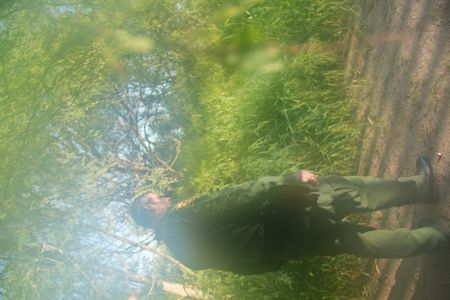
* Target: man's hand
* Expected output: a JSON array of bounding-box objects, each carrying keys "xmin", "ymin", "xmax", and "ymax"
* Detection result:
[{"xmin": 295, "ymin": 170, "xmax": 319, "ymax": 186}]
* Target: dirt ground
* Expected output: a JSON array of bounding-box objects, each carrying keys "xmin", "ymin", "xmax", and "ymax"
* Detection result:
[{"xmin": 345, "ymin": 0, "xmax": 450, "ymax": 299}]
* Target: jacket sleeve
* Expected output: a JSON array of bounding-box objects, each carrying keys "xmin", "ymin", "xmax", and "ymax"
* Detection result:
[{"xmin": 178, "ymin": 174, "xmax": 315, "ymax": 220}]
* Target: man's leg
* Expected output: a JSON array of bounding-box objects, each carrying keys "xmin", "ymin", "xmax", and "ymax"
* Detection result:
[
  {"xmin": 313, "ymin": 175, "xmax": 428, "ymax": 220},
  {"xmin": 344, "ymin": 175, "xmax": 427, "ymax": 211},
  {"xmin": 291, "ymin": 222, "xmax": 449, "ymax": 258},
  {"xmin": 333, "ymin": 222, "xmax": 448, "ymax": 258}
]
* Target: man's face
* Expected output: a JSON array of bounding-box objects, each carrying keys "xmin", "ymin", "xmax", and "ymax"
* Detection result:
[{"xmin": 143, "ymin": 193, "xmax": 170, "ymax": 223}]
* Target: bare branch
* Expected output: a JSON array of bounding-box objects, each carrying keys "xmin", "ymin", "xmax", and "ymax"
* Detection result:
[
  {"xmin": 28, "ymin": 242, "xmax": 102, "ymax": 296},
  {"xmin": 87, "ymin": 225, "xmax": 194, "ymax": 276},
  {"xmin": 73, "ymin": 261, "xmax": 101, "ymax": 295},
  {"xmin": 130, "ymin": 114, "xmax": 178, "ymax": 175},
  {"xmin": 169, "ymin": 137, "xmax": 182, "ymax": 167},
  {"xmin": 161, "ymin": 281, "xmax": 207, "ymax": 300}
]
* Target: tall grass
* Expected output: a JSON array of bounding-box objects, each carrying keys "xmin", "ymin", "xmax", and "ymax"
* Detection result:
[
  {"xmin": 176, "ymin": 43, "xmax": 366, "ymax": 298},
  {"xmin": 179, "ymin": 43, "xmax": 358, "ymax": 194},
  {"xmin": 173, "ymin": 0, "xmax": 367, "ymax": 298}
]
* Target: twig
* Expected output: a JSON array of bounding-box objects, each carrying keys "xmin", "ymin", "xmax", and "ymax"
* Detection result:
[
  {"xmin": 73, "ymin": 262, "xmax": 101, "ymax": 295},
  {"xmin": 375, "ymin": 260, "xmax": 381, "ymax": 276},
  {"xmin": 87, "ymin": 225, "xmax": 194, "ymax": 276}
]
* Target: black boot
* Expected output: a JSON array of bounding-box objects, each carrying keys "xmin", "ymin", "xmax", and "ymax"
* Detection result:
[{"xmin": 416, "ymin": 155, "xmax": 439, "ymax": 203}]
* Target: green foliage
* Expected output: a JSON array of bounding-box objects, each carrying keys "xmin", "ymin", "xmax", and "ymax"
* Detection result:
[
  {"xmin": 217, "ymin": 0, "xmax": 353, "ymax": 43},
  {"xmin": 190, "ymin": 255, "xmax": 368, "ymax": 299},
  {"xmin": 179, "ymin": 45, "xmax": 358, "ymax": 194},
  {"xmin": 171, "ymin": 1, "xmax": 366, "ymax": 299},
  {"xmin": 177, "ymin": 49, "xmax": 366, "ymax": 297},
  {"xmin": 0, "ymin": 0, "xmax": 367, "ymax": 299},
  {"xmin": 0, "ymin": 2, "xmax": 143, "ymax": 298}
]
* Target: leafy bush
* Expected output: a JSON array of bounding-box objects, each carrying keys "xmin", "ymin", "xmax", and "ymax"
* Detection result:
[{"xmin": 172, "ymin": 1, "xmax": 366, "ymax": 299}]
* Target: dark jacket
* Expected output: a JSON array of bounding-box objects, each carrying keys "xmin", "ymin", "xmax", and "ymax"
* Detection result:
[{"xmin": 158, "ymin": 174, "xmax": 317, "ymax": 274}]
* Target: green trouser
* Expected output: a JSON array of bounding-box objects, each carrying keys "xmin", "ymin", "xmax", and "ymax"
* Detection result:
[{"xmin": 284, "ymin": 175, "xmax": 448, "ymax": 258}]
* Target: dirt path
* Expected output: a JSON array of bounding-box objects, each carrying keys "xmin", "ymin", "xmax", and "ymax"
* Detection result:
[{"xmin": 345, "ymin": 1, "xmax": 450, "ymax": 299}]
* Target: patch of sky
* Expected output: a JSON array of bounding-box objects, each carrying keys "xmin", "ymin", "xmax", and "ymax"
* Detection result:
[
  {"xmin": 0, "ymin": 258, "xmax": 6, "ymax": 299},
  {"xmin": 0, "ymin": 20, "xmax": 6, "ymax": 32},
  {"xmin": 102, "ymin": 201, "xmax": 156, "ymax": 273},
  {"xmin": 49, "ymin": 4, "xmax": 92, "ymax": 16}
]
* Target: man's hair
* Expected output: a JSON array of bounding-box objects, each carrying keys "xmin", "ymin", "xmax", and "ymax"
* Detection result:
[{"xmin": 129, "ymin": 194, "xmax": 154, "ymax": 228}]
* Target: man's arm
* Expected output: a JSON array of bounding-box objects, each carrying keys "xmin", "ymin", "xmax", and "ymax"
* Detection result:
[{"xmin": 179, "ymin": 171, "xmax": 317, "ymax": 220}]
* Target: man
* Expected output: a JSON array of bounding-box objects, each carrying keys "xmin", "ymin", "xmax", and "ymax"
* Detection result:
[{"xmin": 130, "ymin": 156, "xmax": 447, "ymax": 275}]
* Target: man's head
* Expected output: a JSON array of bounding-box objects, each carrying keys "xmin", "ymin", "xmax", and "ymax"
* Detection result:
[{"xmin": 129, "ymin": 192, "xmax": 171, "ymax": 229}]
